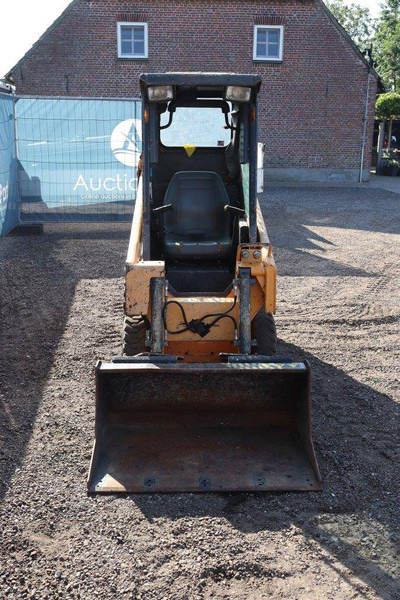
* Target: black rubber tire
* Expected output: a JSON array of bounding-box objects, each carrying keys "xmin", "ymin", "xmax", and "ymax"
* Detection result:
[
  {"xmin": 123, "ymin": 316, "xmax": 146, "ymax": 356},
  {"xmin": 251, "ymin": 309, "xmax": 277, "ymax": 355}
]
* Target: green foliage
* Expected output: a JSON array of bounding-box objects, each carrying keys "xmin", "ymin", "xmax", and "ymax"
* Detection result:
[
  {"xmin": 375, "ymin": 92, "xmax": 400, "ymax": 119},
  {"xmin": 382, "ymin": 150, "xmax": 400, "ymax": 167},
  {"xmin": 326, "ymin": 0, "xmax": 374, "ymax": 49},
  {"xmin": 325, "ymin": 1, "xmax": 400, "ymax": 91},
  {"xmin": 374, "ymin": 1, "xmax": 400, "ymax": 90}
]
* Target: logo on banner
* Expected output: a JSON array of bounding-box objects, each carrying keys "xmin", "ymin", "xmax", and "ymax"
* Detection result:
[
  {"xmin": 0, "ymin": 181, "xmax": 9, "ymax": 209},
  {"xmin": 73, "ymin": 117, "xmax": 142, "ymax": 200},
  {"xmin": 110, "ymin": 119, "xmax": 142, "ymax": 167}
]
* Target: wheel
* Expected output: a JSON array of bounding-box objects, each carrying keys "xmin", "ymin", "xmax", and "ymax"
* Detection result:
[
  {"xmin": 123, "ymin": 316, "xmax": 146, "ymax": 356},
  {"xmin": 251, "ymin": 309, "xmax": 277, "ymax": 355}
]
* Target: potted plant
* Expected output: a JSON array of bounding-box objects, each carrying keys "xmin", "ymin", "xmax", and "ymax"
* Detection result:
[{"xmin": 380, "ymin": 151, "xmax": 400, "ymax": 176}]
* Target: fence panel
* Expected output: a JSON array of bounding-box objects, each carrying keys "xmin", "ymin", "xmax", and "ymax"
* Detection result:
[
  {"xmin": 0, "ymin": 93, "xmax": 18, "ymax": 236},
  {"xmin": 16, "ymin": 97, "xmax": 141, "ymax": 222}
]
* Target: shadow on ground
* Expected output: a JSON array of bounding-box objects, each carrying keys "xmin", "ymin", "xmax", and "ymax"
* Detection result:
[
  {"xmin": 263, "ymin": 186, "xmax": 400, "ymax": 235},
  {"xmin": 131, "ymin": 340, "xmax": 399, "ymax": 600},
  {"xmin": 0, "ymin": 225, "xmax": 129, "ymax": 501},
  {"xmin": 259, "ymin": 186, "xmax": 399, "ymax": 278}
]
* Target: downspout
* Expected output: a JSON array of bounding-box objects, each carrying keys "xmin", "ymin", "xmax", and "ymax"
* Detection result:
[{"xmin": 359, "ymin": 64, "xmax": 372, "ymax": 183}]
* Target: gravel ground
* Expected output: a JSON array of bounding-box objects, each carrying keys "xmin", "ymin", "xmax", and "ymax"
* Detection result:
[{"xmin": 0, "ymin": 182, "xmax": 399, "ymax": 600}]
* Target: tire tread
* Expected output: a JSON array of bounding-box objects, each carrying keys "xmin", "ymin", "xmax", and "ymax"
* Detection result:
[
  {"xmin": 123, "ymin": 316, "xmax": 146, "ymax": 356},
  {"xmin": 251, "ymin": 309, "xmax": 277, "ymax": 355}
]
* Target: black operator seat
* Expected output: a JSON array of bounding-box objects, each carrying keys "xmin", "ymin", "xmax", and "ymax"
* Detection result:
[{"xmin": 162, "ymin": 171, "xmax": 232, "ymax": 260}]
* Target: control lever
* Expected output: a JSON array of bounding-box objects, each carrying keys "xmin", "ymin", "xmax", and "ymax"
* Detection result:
[
  {"xmin": 224, "ymin": 205, "xmax": 246, "ymax": 217},
  {"xmin": 153, "ymin": 203, "xmax": 173, "ymax": 214}
]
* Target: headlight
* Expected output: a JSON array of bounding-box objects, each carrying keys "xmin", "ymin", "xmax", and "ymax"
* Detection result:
[
  {"xmin": 147, "ymin": 85, "xmax": 174, "ymax": 102},
  {"xmin": 225, "ymin": 86, "xmax": 251, "ymax": 103}
]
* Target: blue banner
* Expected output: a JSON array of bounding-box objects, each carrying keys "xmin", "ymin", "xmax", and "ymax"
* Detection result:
[
  {"xmin": 16, "ymin": 97, "xmax": 141, "ymax": 222},
  {"xmin": 0, "ymin": 94, "xmax": 18, "ymax": 236},
  {"xmin": 1, "ymin": 95, "xmax": 232, "ymax": 229}
]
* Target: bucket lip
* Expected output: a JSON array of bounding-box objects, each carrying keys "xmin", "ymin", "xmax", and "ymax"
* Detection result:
[{"xmin": 96, "ymin": 360, "xmax": 310, "ymax": 374}]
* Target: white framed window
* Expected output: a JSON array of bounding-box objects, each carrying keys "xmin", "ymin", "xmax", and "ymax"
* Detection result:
[
  {"xmin": 117, "ymin": 22, "xmax": 148, "ymax": 59},
  {"xmin": 253, "ymin": 25, "xmax": 284, "ymax": 62}
]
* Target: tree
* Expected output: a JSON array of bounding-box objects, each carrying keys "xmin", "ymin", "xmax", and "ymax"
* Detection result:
[
  {"xmin": 326, "ymin": 0, "xmax": 375, "ymax": 50},
  {"xmin": 376, "ymin": 92, "xmax": 400, "ymax": 155},
  {"xmin": 374, "ymin": 1, "xmax": 400, "ymax": 91},
  {"xmin": 375, "ymin": 91, "xmax": 400, "ymax": 120}
]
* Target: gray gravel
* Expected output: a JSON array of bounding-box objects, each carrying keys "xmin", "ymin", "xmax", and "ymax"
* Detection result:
[{"xmin": 0, "ymin": 181, "xmax": 399, "ymax": 599}]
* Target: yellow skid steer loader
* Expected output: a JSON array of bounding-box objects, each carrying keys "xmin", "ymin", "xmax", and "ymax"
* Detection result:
[{"xmin": 88, "ymin": 73, "xmax": 322, "ymax": 493}]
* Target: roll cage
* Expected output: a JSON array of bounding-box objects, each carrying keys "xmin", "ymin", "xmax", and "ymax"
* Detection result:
[{"xmin": 139, "ymin": 73, "xmax": 262, "ymax": 260}]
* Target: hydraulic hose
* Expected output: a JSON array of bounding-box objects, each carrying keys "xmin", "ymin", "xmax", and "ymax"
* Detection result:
[{"xmin": 162, "ymin": 294, "xmax": 237, "ymax": 338}]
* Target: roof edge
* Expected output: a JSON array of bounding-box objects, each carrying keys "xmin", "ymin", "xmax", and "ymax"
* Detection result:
[
  {"xmin": 5, "ymin": 0, "xmax": 80, "ymax": 80},
  {"xmin": 317, "ymin": 0, "xmax": 378, "ymax": 79}
]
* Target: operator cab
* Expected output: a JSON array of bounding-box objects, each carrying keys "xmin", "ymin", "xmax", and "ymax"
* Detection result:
[{"xmin": 139, "ymin": 73, "xmax": 261, "ymax": 293}]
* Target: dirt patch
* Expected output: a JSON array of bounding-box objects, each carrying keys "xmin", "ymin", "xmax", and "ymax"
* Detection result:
[{"xmin": 0, "ymin": 185, "xmax": 399, "ymax": 599}]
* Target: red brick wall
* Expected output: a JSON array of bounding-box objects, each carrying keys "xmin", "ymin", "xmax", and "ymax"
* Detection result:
[{"xmin": 9, "ymin": 0, "xmax": 377, "ymax": 171}]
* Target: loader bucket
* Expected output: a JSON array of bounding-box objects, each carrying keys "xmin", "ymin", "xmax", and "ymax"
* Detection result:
[{"xmin": 88, "ymin": 360, "xmax": 322, "ymax": 493}]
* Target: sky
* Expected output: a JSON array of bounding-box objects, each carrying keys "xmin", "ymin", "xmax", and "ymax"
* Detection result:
[{"xmin": 0, "ymin": 0, "xmax": 383, "ymax": 80}]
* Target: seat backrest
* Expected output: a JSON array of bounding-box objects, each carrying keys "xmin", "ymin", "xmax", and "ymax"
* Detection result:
[{"xmin": 163, "ymin": 171, "xmax": 230, "ymax": 240}]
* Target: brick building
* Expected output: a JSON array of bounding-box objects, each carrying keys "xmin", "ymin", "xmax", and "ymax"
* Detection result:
[{"xmin": 5, "ymin": 0, "xmax": 378, "ymax": 182}]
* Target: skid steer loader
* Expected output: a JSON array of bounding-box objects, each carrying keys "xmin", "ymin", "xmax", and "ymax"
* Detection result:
[{"xmin": 88, "ymin": 73, "xmax": 322, "ymax": 493}]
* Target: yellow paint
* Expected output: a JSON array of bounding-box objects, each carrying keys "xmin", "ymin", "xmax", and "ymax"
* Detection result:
[
  {"xmin": 126, "ymin": 178, "xmax": 143, "ymax": 265},
  {"xmin": 164, "ymin": 284, "xmax": 265, "ymax": 343},
  {"xmin": 236, "ymin": 243, "xmax": 277, "ymax": 314},
  {"xmin": 264, "ymin": 263, "xmax": 276, "ymax": 313},
  {"xmin": 125, "ymin": 261, "xmax": 165, "ymax": 316},
  {"xmin": 164, "ymin": 294, "xmax": 237, "ymax": 341},
  {"xmin": 183, "ymin": 145, "xmax": 196, "ymax": 157}
]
